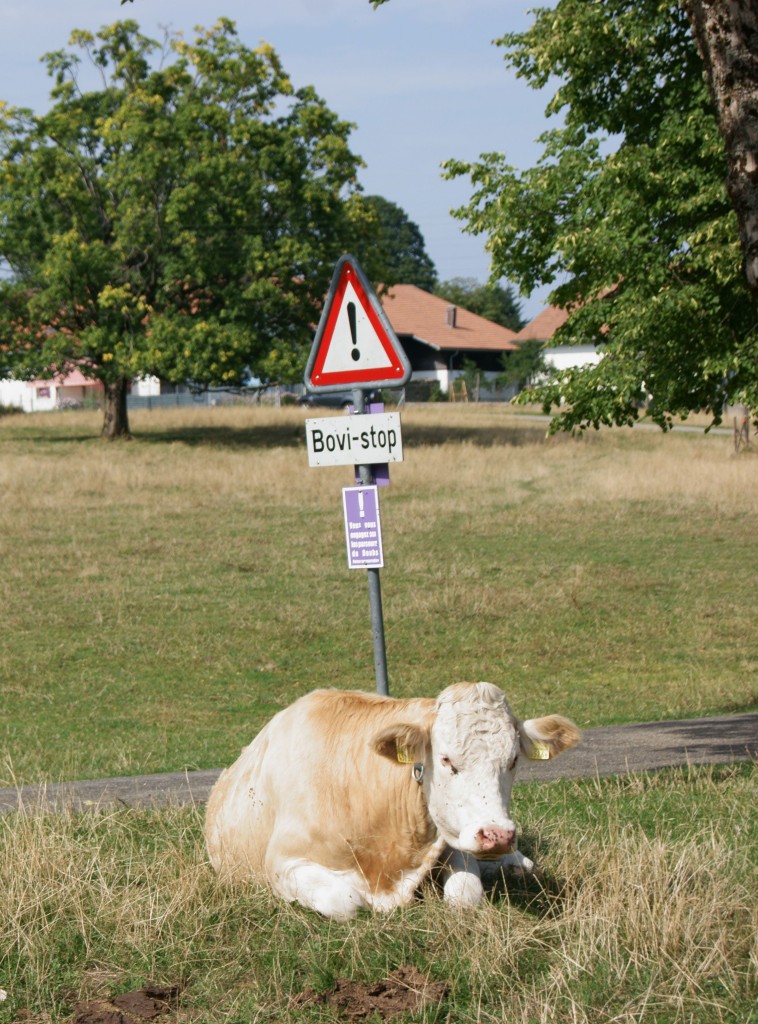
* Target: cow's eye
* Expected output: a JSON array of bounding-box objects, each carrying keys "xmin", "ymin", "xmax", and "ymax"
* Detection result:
[{"xmin": 440, "ymin": 755, "xmax": 459, "ymax": 775}]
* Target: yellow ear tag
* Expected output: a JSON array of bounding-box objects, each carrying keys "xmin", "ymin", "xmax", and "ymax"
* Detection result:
[
  {"xmin": 396, "ymin": 743, "xmax": 415, "ymax": 764},
  {"xmin": 528, "ymin": 742, "xmax": 551, "ymax": 761}
]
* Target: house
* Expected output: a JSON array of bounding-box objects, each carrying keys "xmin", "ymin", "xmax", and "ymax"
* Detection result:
[
  {"xmin": 0, "ymin": 368, "xmax": 210, "ymax": 413},
  {"xmin": 1, "ymin": 285, "xmax": 522, "ymax": 411},
  {"xmin": 378, "ymin": 284, "xmax": 519, "ymax": 398},
  {"xmin": 516, "ymin": 305, "xmax": 601, "ymax": 374},
  {"xmin": 0, "ymin": 368, "xmax": 104, "ymax": 412}
]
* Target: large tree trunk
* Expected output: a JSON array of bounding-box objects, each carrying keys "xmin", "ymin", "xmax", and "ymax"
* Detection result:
[
  {"xmin": 101, "ymin": 376, "xmax": 131, "ymax": 440},
  {"xmin": 686, "ymin": 0, "xmax": 758, "ymax": 305}
]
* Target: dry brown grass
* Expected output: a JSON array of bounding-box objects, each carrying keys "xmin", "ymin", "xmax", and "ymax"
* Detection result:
[
  {"xmin": 396, "ymin": 404, "xmax": 757, "ymax": 514},
  {"xmin": 2, "ymin": 402, "xmax": 755, "ymax": 515},
  {"xmin": 0, "ymin": 765, "xmax": 754, "ymax": 1022}
]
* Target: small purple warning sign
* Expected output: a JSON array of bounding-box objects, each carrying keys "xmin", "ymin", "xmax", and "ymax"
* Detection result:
[{"xmin": 342, "ymin": 485, "xmax": 384, "ymax": 569}]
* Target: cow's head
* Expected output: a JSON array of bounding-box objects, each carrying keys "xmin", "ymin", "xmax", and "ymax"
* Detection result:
[{"xmin": 374, "ymin": 682, "xmax": 579, "ymax": 858}]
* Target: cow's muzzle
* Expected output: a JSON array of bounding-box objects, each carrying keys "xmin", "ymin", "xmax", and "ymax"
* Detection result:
[{"xmin": 475, "ymin": 826, "xmax": 515, "ymax": 857}]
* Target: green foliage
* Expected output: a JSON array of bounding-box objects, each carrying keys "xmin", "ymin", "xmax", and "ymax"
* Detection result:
[
  {"xmin": 498, "ymin": 338, "xmax": 548, "ymax": 391},
  {"xmin": 356, "ymin": 195, "xmax": 438, "ymax": 291},
  {"xmin": 0, "ymin": 20, "xmax": 378, "ymax": 434},
  {"xmin": 435, "ymin": 276, "xmax": 524, "ymax": 330},
  {"xmin": 444, "ymin": 0, "xmax": 758, "ymax": 431},
  {"xmin": 459, "ymin": 357, "xmax": 482, "ymax": 399}
]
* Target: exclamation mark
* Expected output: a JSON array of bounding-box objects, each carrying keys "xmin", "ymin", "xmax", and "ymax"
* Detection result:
[
  {"xmin": 358, "ymin": 490, "xmax": 365, "ymax": 517},
  {"xmin": 348, "ymin": 301, "xmax": 360, "ymax": 362}
]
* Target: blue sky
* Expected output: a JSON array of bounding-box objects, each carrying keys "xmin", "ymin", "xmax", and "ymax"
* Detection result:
[{"xmin": 0, "ymin": 0, "xmax": 557, "ymax": 322}]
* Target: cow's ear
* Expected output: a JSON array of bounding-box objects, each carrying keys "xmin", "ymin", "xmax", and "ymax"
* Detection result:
[
  {"xmin": 519, "ymin": 715, "xmax": 580, "ymax": 760},
  {"xmin": 372, "ymin": 723, "xmax": 430, "ymax": 764}
]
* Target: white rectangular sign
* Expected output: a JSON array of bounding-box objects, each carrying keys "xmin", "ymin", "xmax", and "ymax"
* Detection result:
[{"xmin": 305, "ymin": 411, "xmax": 403, "ymax": 467}]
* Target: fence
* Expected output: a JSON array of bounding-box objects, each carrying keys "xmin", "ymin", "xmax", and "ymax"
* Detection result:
[{"xmin": 126, "ymin": 388, "xmax": 289, "ymax": 411}]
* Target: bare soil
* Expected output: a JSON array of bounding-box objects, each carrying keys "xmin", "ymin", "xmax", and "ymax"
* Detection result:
[
  {"xmin": 70, "ymin": 985, "xmax": 180, "ymax": 1024},
  {"xmin": 291, "ymin": 965, "xmax": 449, "ymax": 1020}
]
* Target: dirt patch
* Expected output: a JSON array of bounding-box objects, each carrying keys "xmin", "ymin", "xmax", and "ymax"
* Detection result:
[
  {"xmin": 70, "ymin": 985, "xmax": 181, "ymax": 1024},
  {"xmin": 292, "ymin": 965, "xmax": 449, "ymax": 1020}
]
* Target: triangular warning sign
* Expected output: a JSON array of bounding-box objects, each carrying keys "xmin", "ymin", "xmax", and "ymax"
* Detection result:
[{"xmin": 305, "ymin": 255, "xmax": 411, "ymax": 391}]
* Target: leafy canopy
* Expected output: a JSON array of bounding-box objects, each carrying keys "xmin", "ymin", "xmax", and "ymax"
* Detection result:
[
  {"xmin": 0, "ymin": 19, "xmax": 381, "ymax": 428},
  {"xmin": 444, "ymin": 0, "xmax": 757, "ymax": 430},
  {"xmin": 497, "ymin": 340, "xmax": 548, "ymax": 393},
  {"xmin": 357, "ymin": 195, "xmax": 438, "ymax": 292},
  {"xmin": 434, "ymin": 277, "xmax": 523, "ymax": 332}
]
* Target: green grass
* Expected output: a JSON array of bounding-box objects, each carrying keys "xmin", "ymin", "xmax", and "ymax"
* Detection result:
[
  {"xmin": 1, "ymin": 404, "xmax": 756, "ymax": 785},
  {"xmin": 0, "ymin": 764, "xmax": 754, "ymax": 1023},
  {"xmin": 1, "ymin": 406, "xmax": 756, "ymax": 1023}
]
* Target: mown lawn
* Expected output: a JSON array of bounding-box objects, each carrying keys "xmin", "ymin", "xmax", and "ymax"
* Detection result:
[{"xmin": 1, "ymin": 403, "xmax": 756, "ymax": 785}]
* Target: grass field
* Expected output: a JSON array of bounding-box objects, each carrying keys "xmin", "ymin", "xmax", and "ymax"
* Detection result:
[
  {"xmin": 1, "ymin": 404, "xmax": 756, "ymax": 1023},
  {"xmin": 1, "ymin": 403, "xmax": 756, "ymax": 786},
  {"xmin": 0, "ymin": 764, "xmax": 754, "ymax": 1022}
]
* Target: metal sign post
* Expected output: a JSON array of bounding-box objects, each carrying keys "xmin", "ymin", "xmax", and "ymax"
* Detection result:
[
  {"xmin": 352, "ymin": 387, "xmax": 389, "ymax": 695},
  {"xmin": 304, "ymin": 255, "xmax": 411, "ymax": 695}
]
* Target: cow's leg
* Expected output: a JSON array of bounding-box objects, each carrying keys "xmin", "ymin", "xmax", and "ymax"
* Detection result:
[
  {"xmin": 498, "ymin": 849, "xmax": 535, "ymax": 877},
  {"xmin": 439, "ymin": 848, "xmax": 485, "ymax": 908},
  {"xmin": 478, "ymin": 848, "xmax": 536, "ymax": 892},
  {"xmin": 270, "ymin": 857, "xmax": 368, "ymax": 920}
]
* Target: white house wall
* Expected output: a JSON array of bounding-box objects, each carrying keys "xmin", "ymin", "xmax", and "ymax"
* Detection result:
[
  {"xmin": 543, "ymin": 345, "xmax": 601, "ymax": 372},
  {"xmin": 131, "ymin": 375, "xmax": 162, "ymax": 397},
  {"xmin": 0, "ymin": 379, "xmax": 56, "ymax": 412}
]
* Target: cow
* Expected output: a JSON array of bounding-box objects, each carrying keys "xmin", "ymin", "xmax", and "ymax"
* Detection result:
[{"xmin": 205, "ymin": 682, "xmax": 579, "ymax": 919}]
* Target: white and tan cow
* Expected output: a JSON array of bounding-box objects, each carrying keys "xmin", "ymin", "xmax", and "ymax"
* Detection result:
[{"xmin": 205, "ymin": 682, "xmax": 579, "ymax": 919}]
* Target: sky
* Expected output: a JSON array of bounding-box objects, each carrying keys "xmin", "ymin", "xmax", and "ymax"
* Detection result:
[{"xmin": 0, "ymin": 0, "xmax": 557, "ymax": 323}]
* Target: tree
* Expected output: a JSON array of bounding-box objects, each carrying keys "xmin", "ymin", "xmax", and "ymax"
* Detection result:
[
  {"xmin": 685, "ymin": 1, "xmax": 758, "ymax": 306},
  {"xmin": 370, "ymin": 0, "xmax": 753, "ymax": 430},
  {"xmin": 356, "ymin": 195, "xmax": 438, "ymax": 291},
  {"xmin": 442, "ymin": 0, "xmax": 757, "ymax": 431},
  {"xmin": 0, "ymin": 20, "xmax": 377, "ymax": 438},
  {"xmin": 498, "ymin": 340, "xmax": 548, "ymax": 393},
  {"xmin": 434, "ymin": 277, "xmax": 523, "ymax": 331}
]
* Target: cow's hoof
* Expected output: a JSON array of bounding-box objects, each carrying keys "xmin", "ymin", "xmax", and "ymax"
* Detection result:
[
  {"xmin": 501, "ymin": 851, "xmax": 535, "ymax": 877},
  {"xmin": 479, "ymin": 852, "xmax": 536, "ymax": 887}
]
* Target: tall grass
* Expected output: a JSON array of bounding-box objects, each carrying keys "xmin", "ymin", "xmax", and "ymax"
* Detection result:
[
  {"xmin": 1, "ymin": 404, "xmax": 756, "ymax": 786},
  {"xmin": 0, "ymin": 765, "xmax": 754, "ymax": 1022}
]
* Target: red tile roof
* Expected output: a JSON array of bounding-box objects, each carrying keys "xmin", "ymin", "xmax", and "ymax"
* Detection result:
[
  {"xmin": 380, "ymin": 284, "xmax": 518, "ymax": 353},
  {"xmin": 516, "ymin": 306, "xmax": 568, "ymax": 342}
]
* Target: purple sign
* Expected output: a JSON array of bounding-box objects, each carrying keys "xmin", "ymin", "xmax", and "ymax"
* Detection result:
[{"xmin": 342, "ymin": 486, "xmax": 384, "ymax": 569}]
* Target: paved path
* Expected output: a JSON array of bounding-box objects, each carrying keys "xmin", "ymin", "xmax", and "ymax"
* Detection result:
[{"xmin": 1, "ymin": 712, "xmax": 755, "ymax": 815}]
